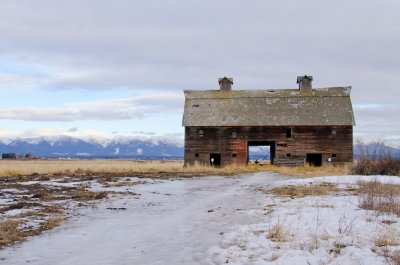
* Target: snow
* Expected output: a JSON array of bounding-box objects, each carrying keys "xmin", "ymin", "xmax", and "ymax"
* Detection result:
[
  {"xmin": 281, "ymin": 175, "xmax": 400, "ymax": 186},
  {"xmin": 1, "ymin": 173, "xmax": 399, "ymax": 264},
  {"xmin": 210, "ymin": 175, "xmax": 400, "ymax": 265}
]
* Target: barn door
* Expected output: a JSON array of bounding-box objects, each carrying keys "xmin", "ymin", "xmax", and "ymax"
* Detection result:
[
  {"xmin": 210, "ymin": 153, "xmax": 221, "ymax": 166},
  {"xmin": 306, "ymin": 153, "xmax": 322, "ymax": 166}
]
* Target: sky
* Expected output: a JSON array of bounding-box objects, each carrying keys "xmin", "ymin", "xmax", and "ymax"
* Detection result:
[{"xmin": 0, "ymin": 0, "xmax": 399, "ymax": 146}]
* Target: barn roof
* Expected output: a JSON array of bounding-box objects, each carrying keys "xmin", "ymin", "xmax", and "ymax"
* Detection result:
[{"xmin": 182, "ymin": 87, "xmax": 355, "ymax": 127}]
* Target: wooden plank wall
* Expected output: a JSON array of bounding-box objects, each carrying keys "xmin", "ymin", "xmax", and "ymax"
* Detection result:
[{"xmin": 184, "ymin": 126, "xmax": 353, "ymax": 166}]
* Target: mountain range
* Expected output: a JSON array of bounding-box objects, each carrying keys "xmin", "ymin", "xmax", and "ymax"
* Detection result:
[
  {"xmin": 0, "ymin": 136, "xmax": 184, "ymax": 158},
  {"xmin": 0, "ymin": 136, "xmax": 399, "ymax": 159}
]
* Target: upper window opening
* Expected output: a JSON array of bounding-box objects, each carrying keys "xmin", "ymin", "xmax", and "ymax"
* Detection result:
[
  {"xmin": 232, "ymin": 132, "xmax": 237, "ymax": 138},
  {"xmin": 286, "ymin": 128, "xmax": 292, "ymax": 138},
  {"xmin": 199, "ymin": 129, "xmax": 204, "ymax": 137},
  {"xmin": 232, "ymin": 153, "xmax": 237, "ymax": 158},
  {"xmin": 332, "ymin": 129, "xmax": 337, "ymax": 136}
]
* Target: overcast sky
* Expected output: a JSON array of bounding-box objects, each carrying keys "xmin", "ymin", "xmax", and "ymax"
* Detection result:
[{"xmin": 0, "ymin": 0, "xmax": 399, "ymax": 145}]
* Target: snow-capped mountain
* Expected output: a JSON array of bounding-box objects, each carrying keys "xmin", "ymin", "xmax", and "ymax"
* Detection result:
[
  {"xmin": 1, "ymin": 136, "xmax": 398, "ymax": 159},
  {"xmin": 0, "ymin": 136, "xmax": 184, "ymax": 158}
]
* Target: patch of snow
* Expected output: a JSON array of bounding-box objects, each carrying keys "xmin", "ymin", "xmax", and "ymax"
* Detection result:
[
  {"xmin": 1, "ymin": 188, "xmax": 27, "ymax": 194},
  {"xmin": 113, "ymin": 148, "xmax": 120, "ymax": 155},
  {"xmin": 210, "ymin": 175, "xmax": 400, "ymax": 264},
  {"xmin": 75, "ymin": 153, "xmax": 90, "ymax": 156},
  {"xmin": 281, "ymin": 175, "xmax": 400, "ymax": 186}
]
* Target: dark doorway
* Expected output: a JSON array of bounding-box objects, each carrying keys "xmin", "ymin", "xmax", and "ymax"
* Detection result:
[
  {"xmin": 306, "ymin": 153, "xmax": 322, "ymax": 166},
  {"xmin": 210, "ymin": 153, "xmax": 221, "ymax": 166},
  {"xmin": 247, "ymin": 141, "xmax": 275, "ymax": 165}
]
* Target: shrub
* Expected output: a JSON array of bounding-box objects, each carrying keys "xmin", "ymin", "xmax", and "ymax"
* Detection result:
[
  {"xmin": 357, "ymin": 180, "xmax": 400, "ymax": 216},
  {"xmin": 352, "ymin": 141, "xmax": 400, "ymax": 176}
]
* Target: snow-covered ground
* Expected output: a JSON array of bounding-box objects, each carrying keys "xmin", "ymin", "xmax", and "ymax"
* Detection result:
[
  {"xmin": 210, "ymin": 175, "xmax": 400, "ymax": 265},
  {"xmin": 1, "ymin": 173, "xmax": 399, "ymax": 264}
]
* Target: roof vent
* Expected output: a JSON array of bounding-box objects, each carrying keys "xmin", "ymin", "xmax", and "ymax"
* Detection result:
[
  {"xmin": 297, "ymin": 75, "xmax": 313, "ymax": 90},
  {"xmin": 218, "ymin": 77, "xmax": 233, "ymax": 91}
]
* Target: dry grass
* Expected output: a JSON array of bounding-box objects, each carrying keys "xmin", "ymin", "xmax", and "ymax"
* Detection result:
[
  {"xmin": 261, "ymin": 163, "xmax": 351, "ymax": 178},
  {"xmin": 0, "ymin": 159, "xmax": 268, "ymax": 178},
  {"xmin": 388, "ymin": 250, "xmax": 400, "ymax": 265},
  {"xmin": 41, "ymin": 217, "xmax": 66, "ymax": 231},
  {"xmin": 72, "ymin": 188, "xmax": 108, "ymax": 201},
  {"xmin": 0, "ymin": 159, "xmax": 184, "ymax": 177},
  {"xmin": 0, "ymin": 216, "xmax": 67, "ymax": 248},
  {"xmin": 357, "ymin": 180, "xmax": 400, "ymax": 216},
  {"xmin": 352, "ymin": 158, "xmax": 400, "ymax": 176},
  {"xmin": 374, "ymin": 233, "xmax": 399, "ymax": 247},
  {"xmin": 352, "ymin": 141, "xmax": 400, "ymax": 176},
  {"xmin": 0, "ymin": 159, "xmax": 353, "ymax": 180},
  {"xmin": 271, "ymin": 183, "xmax": 339, "ymax": 198},
  {"xmin": 267, "ymin": 217, "xmax": 289, "ymax": 242},
  {"xmin": 267, "ymin": 253, "xmax": 280, "ymax": 261},
  {"xmin": 0, "ymin": 219, "xmax": 23, "ymax": 247},
  {"xmin": 110, "ymin": 181, "xmax": 146, "ymax": 187}
]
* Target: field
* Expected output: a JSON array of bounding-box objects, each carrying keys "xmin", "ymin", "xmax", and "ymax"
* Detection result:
[
  {"xmin": 0, "ymin": 159, "xmax": 351, "ymax": 178},
  {"xmin": 0, "ymin": 159, "xmax": 266, "ymax": 249},
  {"xmin": 1, "ymin": 159, "xmax": 399, "ymax": 264},
  {"xmin": 0, "ymin": 159, "xmax": 266, "ymax": 178}
]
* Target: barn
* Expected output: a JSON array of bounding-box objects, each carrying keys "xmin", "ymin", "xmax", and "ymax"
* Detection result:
[{"xmin": 182, "ymin": 76, "xmax": 355, "ymax": 167}]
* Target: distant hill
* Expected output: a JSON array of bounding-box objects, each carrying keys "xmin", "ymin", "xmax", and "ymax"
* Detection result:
[{"xmin": 0, "ymin": 136, "xmax": 184, "ymax": 159}]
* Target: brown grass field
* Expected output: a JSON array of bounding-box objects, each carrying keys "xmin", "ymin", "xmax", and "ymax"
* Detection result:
[{"xmin": 0, "ymin": 159, "xmax": 351, "ymax": 178}]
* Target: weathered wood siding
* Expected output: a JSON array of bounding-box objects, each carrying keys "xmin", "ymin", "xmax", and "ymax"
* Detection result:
[{"xmin": 184, "ymin": 126, "xmax": 353, "ymax": 166}]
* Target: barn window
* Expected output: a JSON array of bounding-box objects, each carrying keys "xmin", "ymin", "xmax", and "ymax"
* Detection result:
[
  {"xmin": 286, "ymin": 128, "xmax": 292, "ymax": 138},
  {"xmin": 232, "ymin": 153, "xmax": 237, "ymax": 158},
  {"xmin": 331, "ymin": 153, "xmax": 337, "ymax": 158},
  {"xmin": 194, "ymin": 153, "xmax": 199, "ymax": 157},
  {"xmin": 286, "ymin": 153, "xmax": 292, "ymax": 158},
  {"xmin": 332, "ymin": 128, "xmax": 337, "ymax": 136},
  {"xmin": 232, "ymin": 131, "xmax": 237, "ymax": 138},
  {"xmin": 199, "ymin": 129, "xmax": 204, "ymax": 137}
]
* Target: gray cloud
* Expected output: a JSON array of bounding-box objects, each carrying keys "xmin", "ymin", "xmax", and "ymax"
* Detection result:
[
  {"xmin": 0, "ymin": 92, "xmax": 182, "ymax": 121},
  {"xmin": 1, "ymin": 0, "xmax": 400, "ymax": 141},
  {"xmin": 353, "ymin": 104, "xmax": 400, "ymax": 142},
  {"xmin": 68, "ymin": 127, "xmax": 78, "ymax": 132},
  {"xmin": 1, "ymin": 1, "xmax": 399, "ymax": 96}
]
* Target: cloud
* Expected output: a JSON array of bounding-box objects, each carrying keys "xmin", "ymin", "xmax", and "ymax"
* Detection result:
[
  {"xmin": 0, "ymin": 91, "xmax": 183, "ymax": 121},
  {"xmin": 0, "ymin": 1, "xmax": 399, "ymax": 97},
  {"xmin": 0, "ymin": 128, "xmax": 114, "ymax": 140},
  {"xmin": 1, "ymin": 0, "xmax": 400, "ymax": 143},
  {"xmin": 353, "ymin": 104, "xmax": 400, "ymax": 144},
  {"xmin": 132, "ymin": 131, "xmax": 155, "ymax": 136},
  {"xmin": 67, "ymin": 127, "xmax": 78, "ymax": 132}
]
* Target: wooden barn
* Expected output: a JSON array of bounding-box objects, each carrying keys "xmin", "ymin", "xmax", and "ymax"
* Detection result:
[{"xmin": 182, "ymin": 76, "xmax": 355, "ymax": 167}]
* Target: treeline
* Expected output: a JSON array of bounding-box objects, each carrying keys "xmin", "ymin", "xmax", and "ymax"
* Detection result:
[{"xmin": 1, "ymin": 153, "xmax": 35, "ymax": 160}]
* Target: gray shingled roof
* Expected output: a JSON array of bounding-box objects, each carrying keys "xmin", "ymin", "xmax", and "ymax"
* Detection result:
[{"xmin": 182, "ymin": 87, "xmax": 355, "ymax": 126}]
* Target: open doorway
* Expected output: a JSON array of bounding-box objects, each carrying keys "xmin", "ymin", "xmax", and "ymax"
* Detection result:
[
  {"xmin": 247, "ymin": 141, "xmax": 275, "ymax": 165},
  {"xmin": 306, "ymin": 153, "xmax": 322, "ymax": 166},
  {"xmin": 209, "ymin": 153, "xmax": 221, "ymax": 166}
]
